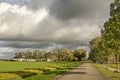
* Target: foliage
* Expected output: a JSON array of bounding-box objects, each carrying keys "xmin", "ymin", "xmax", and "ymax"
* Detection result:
[
  {"xmin": 89, "ymin": 0, "xmax": 120, "ymax": 72},
  {"xmin": 89, "ymin": 37, "xmax": 106, "ymax": 63},
  {"xmin": 73, "ymin": 49, "xmax": 86, "ymax": 61},
  {"xmin": 102, "ymin": 0, "xmax": 120, "ymax": 72},
  {"xmin": 14, "ymin": 48, "xmax": 86, "ymax": 62}
]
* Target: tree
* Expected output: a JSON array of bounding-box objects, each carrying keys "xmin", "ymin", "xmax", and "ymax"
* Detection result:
[
  {"xmin": 102, "ymin": 0, "xmax": 120, "ymax": 72},
  {"xmin": 74, "ymin": 49, "xmax": 86, "ymax": 61},
  {"xmin": 43, "ymin": 52, "xmax": 51, "ymax": 61},
  {"xmin": 27, "ymin": 50, "xmax": 33, "ymax": 60},
  {"xmin": 14, "ymin": 52, "xmax": 22, "ymax": 61},
  {"xmin": 24, "ymin": 50, "xmax": 33, "ymax": 61},
  {"xmin": 59, "ymin": 48, "xmax": 74, "ymax": 61},
  {"xmin": 89, "ymin": 37, "xmax": 106, "ymax": 64},
  {"xmin": 53, "ymin": 48, "xmax": 74, "ymax": 61},
  {"xmin": 50, "ymin": 53, "xmax": 58, "ymax": 61},
  {"xmin": 33, "ymin": 50, "xmax": 42, "ymax": 61}
]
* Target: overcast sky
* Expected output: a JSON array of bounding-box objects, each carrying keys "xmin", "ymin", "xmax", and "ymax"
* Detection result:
[{"xmin": 0, "ymin": 0, "xmax": 112, "ymax": 59}]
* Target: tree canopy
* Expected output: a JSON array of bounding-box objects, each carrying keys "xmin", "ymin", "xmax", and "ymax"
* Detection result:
[{"xmin": 89, "ymin": 0, "xmax": 120, "ymax": 72}]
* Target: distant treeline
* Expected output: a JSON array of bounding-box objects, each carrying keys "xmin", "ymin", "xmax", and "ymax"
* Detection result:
[{"xmin": 14, "ymin": 48, "xmax": 86, "ymax": 62}]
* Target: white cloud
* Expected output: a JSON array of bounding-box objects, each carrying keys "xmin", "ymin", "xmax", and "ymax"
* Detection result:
[{"xmin": 0, "ymin": 2, "xmax": 49, "ymax": 40}]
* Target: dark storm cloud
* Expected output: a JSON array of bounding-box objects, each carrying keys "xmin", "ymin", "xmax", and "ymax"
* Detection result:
[
  {"xmin": 0, "ymin": 41, "xmax": 52, "ymax": 48},
  {"xmin": 0, "ymin": 0, "xmax": 112, "ymax": 45},
  {"xmin": 0, "ymin": 40, "xmax": 88, "ymax": 49},
  {"xmin": 49, "ymin": 0, "xmax": 112, "ymax": 21}
]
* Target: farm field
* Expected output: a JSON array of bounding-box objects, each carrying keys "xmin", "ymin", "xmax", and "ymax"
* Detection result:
[{"xmin": 0, "ymin": 61, "xmax": 81, "ymax": 80}]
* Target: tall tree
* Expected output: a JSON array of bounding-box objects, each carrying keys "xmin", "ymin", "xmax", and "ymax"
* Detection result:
[
  {"xmin": 43, "ymin": 52, "xmax": 51, "ymax": 61},
  {"xmin": 89, "ymin": 37, "xmax": 103, "ymax": 63},
  {"xmin": 15, "ymin": 52, "xmax": 21, "ymax": 61},
  {"xmin": 102, "ymin": 0, "xmax": 120, "ymax": 72},
  {"xmin": 33, "ymin": 50, "xmax": 42, "ymax": 61}
]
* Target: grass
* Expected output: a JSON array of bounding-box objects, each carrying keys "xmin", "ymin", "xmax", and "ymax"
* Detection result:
[
  {"xmin": 0, "ymin": 61, "xmax": 65, "ymax": 72},
  {"xmin": 92, "ymin": 63, "xmax": 120, "ymax": 80},
  {"xmin": 0, "ymin": 61, "xmax": 81, "ymax": 80},
  {"xmin": 109, "ymin": 64, "xmax": 120, "ymax": 69}
]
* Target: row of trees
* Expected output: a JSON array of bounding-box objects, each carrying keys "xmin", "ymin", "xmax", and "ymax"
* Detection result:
[
  {"xmin": 14, "ymin": 48, "xmax": 86, "ymax": 62},
  {"xmin": 89, "ymin": 0, "xmax": 120, "ymax": 72}
]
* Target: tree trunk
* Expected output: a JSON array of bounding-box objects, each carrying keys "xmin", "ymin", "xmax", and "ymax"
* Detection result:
[
  {"xmin": 115, "ymin": 54, "xmax": 119, "ymax": 72},
  {"xmin": 107, "ymin": 56, "xmax": 109, "ymax": 69}
]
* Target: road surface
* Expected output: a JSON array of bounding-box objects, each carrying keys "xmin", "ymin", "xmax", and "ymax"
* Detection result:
[{"xmin": 57, "ymin": 63, "xmax": 106, "ymax": 80}]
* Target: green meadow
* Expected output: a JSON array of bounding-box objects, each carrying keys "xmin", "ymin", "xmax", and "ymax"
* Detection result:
[{"xmin": 0, "ymin": 61, "xmax": 81, "ymax": 80}]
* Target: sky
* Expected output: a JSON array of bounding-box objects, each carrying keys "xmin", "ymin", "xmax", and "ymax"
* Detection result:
[{"xmin": 0, "ymin": 0, "xmax": 113, "ymax": 59}]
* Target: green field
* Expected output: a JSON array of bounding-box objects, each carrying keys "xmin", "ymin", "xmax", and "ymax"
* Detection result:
[{"xmin": 0, "ymin": 61, "xmax": 81, "ymax": 80}]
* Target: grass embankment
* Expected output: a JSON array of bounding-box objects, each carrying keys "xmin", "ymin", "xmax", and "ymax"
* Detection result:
[
  {"xmin": 93, "ymin": 63, "xmax": 120, "ymax": 80},
  {"xmin": 0, "ymin": 61, "xmax": 81, "ymax": 80}
]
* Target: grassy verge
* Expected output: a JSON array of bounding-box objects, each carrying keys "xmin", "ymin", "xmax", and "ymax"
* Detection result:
[
  {"xmin": 109, "ymin": 64, "xmax": 120, "ymax": 69},
  {"xmin": 0, "ymin": 61, "xmax": 81, "ymax": 80},
  {"xmin": 92, "ymin": 63, "xmax": 120, "ymax": 80}
]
